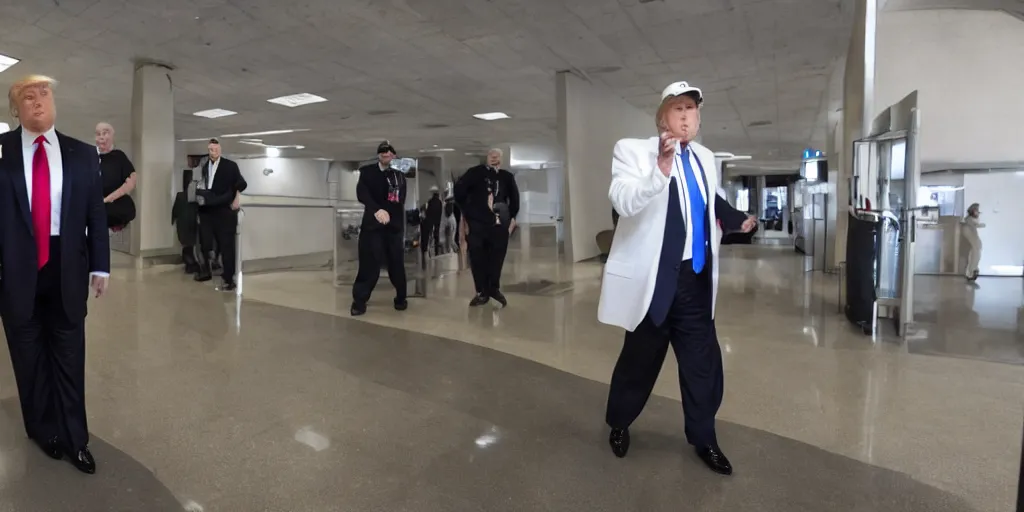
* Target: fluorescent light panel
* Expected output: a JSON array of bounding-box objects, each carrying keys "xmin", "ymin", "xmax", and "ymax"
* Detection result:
[
  {"xmin": 267, "ymin": 93, "xmax": 328, "ymax": 108},
  {"xmin": 473, "ymin": 112, "xmax": 509, "ymax": 121},
  {"xmin": 0, "ymin": 54, "xmax": 19, "ymax": 73},
  {"xmin": 219, "ymin": 129, "xmax": 309, "ymax": 138},
  {"xmin": 420, "ymin": 148, "xmax": 455, "ymax": 152},
  {"xmin": 193, "ymin": 108, "xmax": 237, "ymax": 119}
]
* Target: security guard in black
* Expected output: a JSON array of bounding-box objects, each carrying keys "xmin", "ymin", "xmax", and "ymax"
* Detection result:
[{"xmin": 352, "ymin": 141, "xmax": 408, "ymax": 316}]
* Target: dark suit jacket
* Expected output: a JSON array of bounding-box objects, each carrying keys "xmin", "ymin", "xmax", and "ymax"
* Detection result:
[
  {"xmin": 198, "ymin": 157, "xmax": 247, "ymax": 214},
  {"xmin": 0, "ymin": 127, "xmax": 110, "ymax": 325}
]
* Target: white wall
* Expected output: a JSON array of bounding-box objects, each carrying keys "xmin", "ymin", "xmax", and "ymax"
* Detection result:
[
  {"xmin": 556, "ymin": 71, "xmax": 655, "ymax": 262},
  {"xmin": 962, "ymin": 170, "xmax": 1024, "ymax": 276},
  {"xmin": 876, "ymin": 9, "xmax": 1024, "ymax": 167},
  {"xmin": 235, "ymin": 158, "xmax": 332, "ymax": 198}
]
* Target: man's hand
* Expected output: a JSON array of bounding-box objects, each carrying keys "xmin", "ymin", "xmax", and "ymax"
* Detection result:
[
  {"xmin": 657, "ymin": 131, "xmax": 679, "ymax": 177},
  {"xmin": 508, "ymin": 218, "xmax": 517, "ymax": 234},
  {"xmin": 90, "ymin": 275, "xmax": 109, "ymax": 298},
  {"xmin": 374, "ymin": 209, "xmax": 391, "ymax": 225},
  {"xmin": 740, "ymin": 215, "xmax": 758, "ymax": 233},
  {"xmin": 231, "ymin": 194, "xmax": 241, "ymax": 211}
]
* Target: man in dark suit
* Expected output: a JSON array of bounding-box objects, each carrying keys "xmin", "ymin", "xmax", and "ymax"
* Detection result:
[
  {"xmin": 0, "ymin": 75, "xmax": 110, "ymax": 474},
  {"xmin": 194, "ymin": 138, "xmax": 247, "ymax": 290},
  {"xmin": 351, "ymin": 141, "xmax": 407, "ymax": 316},
  {"xmin": 453, "ymin": 148, "xmax": 519, "ymax": 308}
]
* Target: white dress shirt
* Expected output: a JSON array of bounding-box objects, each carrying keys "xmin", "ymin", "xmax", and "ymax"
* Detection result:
[
  {"xmin": 207, "ymin": 157, "xmax": 220, "ymax": 188},
  {"xmin": 673, "ymin": 145, "xmax": 708, "ymax": 262},
  {"xmin": 22, "ymin": 126, "xmax": 63, "ymax": 236},
  {"xmin": 22, "ymin": 126, "xmax": 108, "ymax": 278}
]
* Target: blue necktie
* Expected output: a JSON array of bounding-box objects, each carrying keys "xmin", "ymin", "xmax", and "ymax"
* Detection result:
[
  {"xmin": 648, "ymin": 176, "xmax": 685, "ymax": 327},
  {"xmin": 682, "ymin": 150, "xmax": 707, "ymax": 273}
]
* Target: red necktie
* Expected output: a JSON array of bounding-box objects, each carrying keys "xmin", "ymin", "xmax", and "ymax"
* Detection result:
[{"xmin": 32, "ymin": 135, "xmax": 51, "ymax": 269}]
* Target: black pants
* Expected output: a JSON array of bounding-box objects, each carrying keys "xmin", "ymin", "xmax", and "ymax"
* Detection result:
[
  {"xmin": 200, "ymin": 210, "xmax": 238, "ymax": 283},
  {"xmin": 605, "ymin": 264, "xmax": 723, "ymax": 448},
  {"xmin": 421, "ymin": 217, "xmax": 440, "ymax": 254},
  {"xmin": 2, "ymin": 236, "xmax": 89, "ymax": 451},
  {"xmin": 352, "ymin": 229, "xmax": 407, "ymax": 305},
  {"xmin": 467, "ymin": 222, "xmax": 509, "ymax": 295}
]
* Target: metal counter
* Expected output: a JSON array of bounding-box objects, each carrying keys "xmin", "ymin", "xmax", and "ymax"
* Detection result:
[{"xmin": 333, "ymin": 202, "xmax": 365, "ymax": 286}]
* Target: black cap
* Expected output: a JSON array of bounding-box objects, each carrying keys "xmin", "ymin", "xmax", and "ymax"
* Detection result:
[
  {"xmin": 209, "ymin": 137, "xmax": 220, "ymax": 145},
  {"xmin": 377, "ymin": 140, "xmax": 396, "ymax": 155}
]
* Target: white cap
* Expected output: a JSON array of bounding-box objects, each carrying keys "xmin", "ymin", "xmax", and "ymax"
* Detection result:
[
  {"xmin": 429, "ymin": 185, "xmax": 439, "ymax": 192},
  {"xmin": 661, "ymin": 81, "xmax": 703, "ymax": 105}
]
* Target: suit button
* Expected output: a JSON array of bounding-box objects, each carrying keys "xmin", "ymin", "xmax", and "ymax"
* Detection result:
[{"xmin": 674, "ymin": 263, "xmax": 680, "ymax": 271}]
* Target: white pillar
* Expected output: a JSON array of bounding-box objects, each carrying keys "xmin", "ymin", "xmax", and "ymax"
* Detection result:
[
  {"xmin": 130, "ymin": 61, "xmax": 177, "ymax": 259},
  {"xmin": 835, "ymin": 0, "xmax": 878, "ymax": 268}
]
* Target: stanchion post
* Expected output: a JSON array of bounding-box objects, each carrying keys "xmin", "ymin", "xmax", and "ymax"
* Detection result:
[{"xmin": 235, "ymin": 209, "xmax": 244, "ymax": 296}]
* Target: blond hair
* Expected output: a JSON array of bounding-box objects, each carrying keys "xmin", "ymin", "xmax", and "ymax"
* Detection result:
[{"xmin": 8, "ymin": 75, "xmax": 57, "ymax": 119}]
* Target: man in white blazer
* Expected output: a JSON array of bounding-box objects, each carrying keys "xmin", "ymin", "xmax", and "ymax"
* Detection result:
[{"xmin": 598, "ymin": 81, "xmax": 756, "ymax": 475}]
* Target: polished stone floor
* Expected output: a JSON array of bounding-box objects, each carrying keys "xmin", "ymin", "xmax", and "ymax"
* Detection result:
[{"xmin": 0, "ymin": 235, "xmax": 1020, "ymax": 511}]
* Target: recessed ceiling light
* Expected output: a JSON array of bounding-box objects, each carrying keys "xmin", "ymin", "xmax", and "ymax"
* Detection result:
[
  {"xmin": 266, "ymin": 147, "xmax": 281, "ymax": 157},
  {"xmin": 473, "ymin": 112, "xmax": 510, "ymax": 121},
  {"xmin": 267, "ymin": 93, "xmax": 328, "ymax": 108},
  {"xmin": 0, "ymin": 54, "xmax": 20, "ymax": 73},
  {"xmin": 193, "ymin": 108, "xmax": 237, "ymax": 119}
]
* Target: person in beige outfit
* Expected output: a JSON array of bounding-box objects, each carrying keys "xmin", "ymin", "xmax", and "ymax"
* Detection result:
[{"xmin": 962, "ymin": 203, "xmax": 985, "ymax": 281}]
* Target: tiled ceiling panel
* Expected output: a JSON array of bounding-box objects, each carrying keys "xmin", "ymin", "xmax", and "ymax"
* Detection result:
[{"xmin": 0, "ymin": 0, "xmax": 856, "ymax": 163}]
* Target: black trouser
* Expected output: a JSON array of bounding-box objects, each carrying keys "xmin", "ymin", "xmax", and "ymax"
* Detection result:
[
  {"xmin": 467, "ymin": 221, "xmax": 509, "ymax": 295},
  {"xmin": 200, "ymin": 210, "xmax": 238, "ymax": 283},
  {"xmin": 2, "ymin": 236, "xmax": 89, "ymax": 452},
  {"xmin": 421, "ymin": 216, "xmax": 440, "ymax": 254},
  {"xmin": 605, "ymin": 264, "xmax": 723, "ymax": 448},
  {"xmin": 352, "ymin": 228, "xmax": 407, "ymax": 305}
]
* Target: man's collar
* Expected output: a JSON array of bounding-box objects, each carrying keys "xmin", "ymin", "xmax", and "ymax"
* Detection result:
[
  {"xmin": 209, "ymin": 157, "xmax": 219, "ymax": 164},
  {"xmin": 22, "ymin": 125, "xmax": 57, "ymax": 146},
  {"xmin": 378, "ymin": 162, "xmax": 390, "ymax": 171}
]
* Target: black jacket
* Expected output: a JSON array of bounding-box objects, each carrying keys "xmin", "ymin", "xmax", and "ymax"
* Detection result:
[
  {"xmin": 453, "ymin": 165, "xmax": 520, "ymax": 227},
  {"xmin": 197, "ymin": 157, "xmax": 247, "ymax": 214},
  {"xmin": 0, "ymin": 127, "xmax": 110, "ymax": 325},
  {"xmin": 425, "ymin": 195, "xmax": 442, "ymax": 223},
  {"xmin": 357, "ymin": 162, "xmax": 407, "ymax": 233},
  {"xmin": 172, "ymin": 191, "xmax": 199, "ymax": 246}
]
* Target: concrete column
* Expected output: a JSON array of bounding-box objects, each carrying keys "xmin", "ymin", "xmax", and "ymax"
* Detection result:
[
  {"xmin": 130, "ymin": 61, "xmax": 177, "ymax": 259},
  {"xmin": 834, "ymin": 0, "xmax": 878, "ymax": 268}
]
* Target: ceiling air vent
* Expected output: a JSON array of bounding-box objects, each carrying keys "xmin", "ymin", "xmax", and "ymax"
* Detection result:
[
  {"xmin": 422, "ymin": 123, "xmax": 449, "ymax": 129},
  {"xmin": 748, "ymin": 120, "xmax": 773, "ymax": 127},
  {"xmin": 367, "ymin": 109, "xmax": 397, "ymax": 116}
]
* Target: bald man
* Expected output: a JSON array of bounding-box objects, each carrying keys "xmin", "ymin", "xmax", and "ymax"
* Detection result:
[
  {"xmin": 0, "ymin": 75, "xmax": 109, "ymax": 474},
  {"xmin": 95, "ymin": 122, "xmax": 137, "ymax": 228}
]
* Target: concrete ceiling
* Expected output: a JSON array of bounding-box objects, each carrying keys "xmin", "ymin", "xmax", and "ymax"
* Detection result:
[{"xmin": 0, "ymin": 0, "xmax": 853, "ymax": 165}]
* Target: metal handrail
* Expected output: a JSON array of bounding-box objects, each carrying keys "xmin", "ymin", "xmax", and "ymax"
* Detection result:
[{"xmin": 242, "ymin": 203, "xmax": 335, "ymax": 209}]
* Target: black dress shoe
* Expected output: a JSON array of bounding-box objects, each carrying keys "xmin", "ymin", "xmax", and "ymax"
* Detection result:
[
  {"xmin": 220, "ymin": 281, "xmax": 237, "ymax": 292},
  {"xmin": 194, "ymin": 272, "xmax": 212, "ymax": 282},
  {"xmin": 490, "ymin": 291, "xmax": 508, "ymax": 308},
  {"xmin": 696, "ymin": 445, "xmax": 733, "ymax": 475},
  {"xmin": 469, "ymin": 294, "xmax": 489, "ymax": 307},
  {"xmin": 609, "ymin": 428, "xmax": 630, "ymax": 458},
  {"xmin": 68, "ymin": 447, "xmax": 96, "ymax": 475},
  {"xmin": 35, "ymin": 436, "xmax": 61, "ymax": 460},
  {"xmin": 351, "ymin": 303, "xmax": 367, "ymax": 316},
  {"xmin": 394, "ymin": 299, "xmax": 408, "ymax": 311}
]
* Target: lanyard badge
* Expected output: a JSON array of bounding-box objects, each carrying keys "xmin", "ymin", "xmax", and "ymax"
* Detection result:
[{"xmin": 386, "ymin": 171, "xmax": 401, "ymax": 203}]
